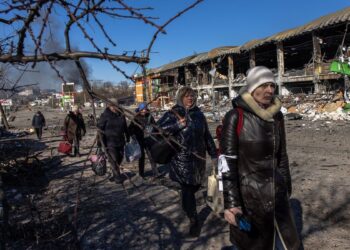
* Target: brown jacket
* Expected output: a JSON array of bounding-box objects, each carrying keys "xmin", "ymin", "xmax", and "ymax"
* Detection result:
[{"xmin": 64, "ymin": 111, "xmax": 86, "ymax": 143}]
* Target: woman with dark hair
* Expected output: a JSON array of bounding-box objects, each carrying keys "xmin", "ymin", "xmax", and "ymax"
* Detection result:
[
  {"xmin": 128, "ymin": 102, "xmax": 159, "ymax": 178},
  {"xmin": 157, "ymin": 86, "xmax": 217, "ymax": 237}
]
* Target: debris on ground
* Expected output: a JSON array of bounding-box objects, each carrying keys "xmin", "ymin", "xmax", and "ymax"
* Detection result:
[{"xmin": 281, "ymin": 90, "xmax": 350, "ymax": 121}]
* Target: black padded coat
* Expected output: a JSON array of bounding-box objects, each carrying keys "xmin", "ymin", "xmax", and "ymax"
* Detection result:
[
  {"xmin": 158, "ymin": 105, "xmax": 217, "ymax": 186},
  {"xmin": 97, "ymin": 108, "xmax": 130, "ymax": 147},
  {"xmin": 220, "ymin": 93, "xmax": 300, "ymax": 250}
]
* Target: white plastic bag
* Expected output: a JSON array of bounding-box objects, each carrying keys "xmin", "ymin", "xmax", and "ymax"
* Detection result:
[
  {"xmin": 218, "ymin": 154, "xmax": 237, "ymax": 191},
  {"xmin": 207, "ymin": 159, "xmax": 224, "ymax": 214},
  {"xmin": 125, "ymin": 137, "xmax": 141, "ymax": 162}
]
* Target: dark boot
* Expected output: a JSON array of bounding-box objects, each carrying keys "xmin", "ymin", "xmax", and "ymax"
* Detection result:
[
  {"xmin": 189, "ymin": 216, "xmax": 200, "ymax": 237},
  {"xmin": 113, "ymin": 173, "xmax": 126, "ymax": 184},
  {"xmin": 73, "ymin": 147, "xmax": 81, "ymax": 157}
]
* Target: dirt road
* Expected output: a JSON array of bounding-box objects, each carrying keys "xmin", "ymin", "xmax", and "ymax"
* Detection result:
[{"xmin": 2, "ymin": 107, "xmax": 350, "ymax": 249}]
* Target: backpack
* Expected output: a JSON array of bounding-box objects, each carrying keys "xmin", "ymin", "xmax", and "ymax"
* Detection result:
[
  {"xmin": 207, "ymin": 107, "xmax": 244, "ymax": 215},
  {"xmin": 236, "ymin": 107, "xmax": 244, "ymax": 136}
]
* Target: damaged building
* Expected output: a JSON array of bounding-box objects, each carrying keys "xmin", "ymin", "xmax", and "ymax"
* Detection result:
[{"xmin": 135, "ymin": 7, "xmax": 350, "ymax": 104}]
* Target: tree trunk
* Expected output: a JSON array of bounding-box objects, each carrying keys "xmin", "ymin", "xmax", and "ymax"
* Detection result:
[
  {"xmin": 91, "ymin": 98, "xmax": 97, "ymax": 125},
  {"xmin": 0, "ymin": 103, "xmax": 10, "ymax": 130}
]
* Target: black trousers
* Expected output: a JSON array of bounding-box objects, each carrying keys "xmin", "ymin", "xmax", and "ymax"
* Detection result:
[
  {"xmin": 73, "ymin": 136, "xmax": 80, "ymax": 155},
  {"xmin": 34, "ymin": 127, "xmax": 42, "ymax": 139},
  {"xmin": 106, "ymin": 146, "xmax": 124, "ymax": 175},
  {"xmin": 138, "ymin": 142, "xmax": 158, "ymax": 177},
  {"xmin": 181, "ymin": 184, "xmax": 200, "ymax": 219}
]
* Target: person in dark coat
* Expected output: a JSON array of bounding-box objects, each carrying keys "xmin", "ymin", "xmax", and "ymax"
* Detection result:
[
  {"xmin": 32, "ymin": 111, "xmax": 46, "ymax": 140},
  {"xmin": 220, "ymin": 66, "xmax": 300, "ymax": 250},
  {"xmin": 158, "ymin": 86, "xmax": 217, "ymax": 237},
  {"xmin": 64, "ymin": 105, "xmax": 86, "ymax": 157},
  {"xmin": 128, "ymin": 102, "xmax": 159, "ymax": 178},
  {"xmin": 97, "ymin": 99, "xmax": 130, "ymax": 183}
]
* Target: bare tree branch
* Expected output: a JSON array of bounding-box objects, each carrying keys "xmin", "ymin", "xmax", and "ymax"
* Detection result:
[
  {"xmin": 0, "ymin": 51, "xmax": 148, "ymax": 64},
  {"xmin": 0, "ymin": 0, "xmax": 204, "ymax": 103},
  {"xmin": 32, "ymin": 0, "xmax": 55, "ymax": 68},
  {"xmin": 115, "ymin": 0, "xmax": 165, "ymax": 33},
  {"xmin": 146, "ymin": 0, "xmax": 204, "ymax": 58},
  {"xmin": 17, "ymin": 0, "xmax": 49, "ymax": 56},
  {"xmin": 27, "ymin": 26, "xmax": 67, "ymax": 83},
  {"xmin": 0, "ymin": 83, "xmax": 38, "ymax": 94}
]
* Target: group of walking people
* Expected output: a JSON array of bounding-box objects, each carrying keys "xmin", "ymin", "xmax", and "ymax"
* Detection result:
[
  {"xmin": 142, "ymin": 66, "xmax": 300, "ymax": 248},
  {"xmin": 32, "ymin": 105, "xmax": 86, "ymax": 157},
  {"xmin": 31, "ymin": 65, "xmax": 300, "ymax": 249},
  {"xmin": 96, "ymin": 98, "xmax": 159, "ymax": 183}
]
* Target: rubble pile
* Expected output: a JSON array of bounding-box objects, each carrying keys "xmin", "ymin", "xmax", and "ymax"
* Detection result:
[
  {"xmin": 149, "ymin": 89, "xmax": 350, "ymax": 122},
  {"xmin": 281, "ymin": 91, "xmax": 350, "ymax": 121}
]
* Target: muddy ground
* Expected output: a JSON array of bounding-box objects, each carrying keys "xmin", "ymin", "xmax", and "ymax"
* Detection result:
[{"xmin": 1, "ymin": 106, "xmax": 349, "ymax": 249}]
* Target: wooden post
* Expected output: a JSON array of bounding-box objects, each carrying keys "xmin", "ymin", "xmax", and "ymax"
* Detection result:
[
  {"xmin": 0, "ymin": 102, "xmax": 9, "ymax": 130},
  {"xmin": 228, "ymin": 55, "xmax": 234, "ymax": 99},
  {"xmin": 210, "ymin": 60, "xmax": 215, "ymax": 85},
  {"xmin": 196, "ymin": 65, "xmax": 202, "ymax": 87},
  {"xmin": 185, "ymin": 67, "xmax": 192, "ymax": 87},
  {"xmin": 249, "ymin": 49, "xmax": 256, "ymax": 68},
  {"xmin": 277, "ymin": 42, "xmax": 285, "ymax": 95},
  {"xmin": 313, "ymin": 33, "xmax": 322, "ymax": 93},
  {"xmin": 210, "ymin": 60, "xmax": 215, "ymax": 98}
]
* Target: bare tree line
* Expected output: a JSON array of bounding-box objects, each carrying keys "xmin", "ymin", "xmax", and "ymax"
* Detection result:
[
  {"xmin": 0, "ymin": 0, "xmax": 203, "ymax": 96},
  {"xmin": 0, "ymin": 0, "xmax": 207, "ymax": 162},
  {"xmin": 0, "ymin": 0, "xmax": 204, "ymax": 129},
  {"xmin": 0, "ymin": 0, "xmax": 210, "ymax": 174}
]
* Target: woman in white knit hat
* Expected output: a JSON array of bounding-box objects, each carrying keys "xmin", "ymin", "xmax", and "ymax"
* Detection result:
[{"xmin": 220, "ymin": 66, "xmax": 300, "ymax": 250}]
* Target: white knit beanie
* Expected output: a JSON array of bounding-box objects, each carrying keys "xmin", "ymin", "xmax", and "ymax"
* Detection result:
[{"xmin": 246, "ymin": 66, "xmax": 276, "ymax": 93}]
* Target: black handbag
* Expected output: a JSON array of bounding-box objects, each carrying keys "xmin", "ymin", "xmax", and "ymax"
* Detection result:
[
  {"xmin": 146, "ymin": 109, "xmax": 183, "ymax": 164},
  {"xmin": 148, "ymin": 135, "xmax": 180, "ymax": 164}
]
